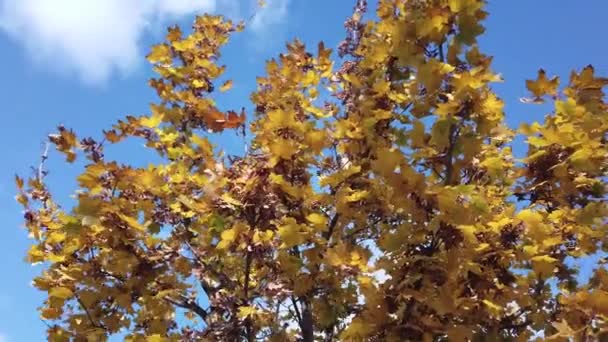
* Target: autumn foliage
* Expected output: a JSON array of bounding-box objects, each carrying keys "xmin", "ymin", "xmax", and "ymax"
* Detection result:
[{"xmin": 16, "ymin": 0, "xmax": 608, "ymax": 341}]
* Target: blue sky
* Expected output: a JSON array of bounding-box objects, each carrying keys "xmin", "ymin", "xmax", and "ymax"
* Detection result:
[{"xmin": 0, "ymin": 0, "xmax": 606, "ymax": 340}]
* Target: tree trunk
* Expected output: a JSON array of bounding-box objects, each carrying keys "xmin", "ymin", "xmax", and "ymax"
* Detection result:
[{"xmin": 300, "ymin": 297, "xmax": 314, "ymax": 342}]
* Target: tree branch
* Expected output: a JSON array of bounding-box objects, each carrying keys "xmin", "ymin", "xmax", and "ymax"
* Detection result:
[
  {"xmin": 290, "ymin": 296, "xmax": 304, "ymax": 327},
  {"xmin": 499, "ymin": 318, "xmax": 532, "ymax": 331},
  {"xmin": 444, "ymin": 121, "xmax": 462, "ymax": 186},
  {"xmin": 299, "ymin": 297, "xmax": 314, "ymax": 342},
  {"xmin": 75, "ymin": 293, "xmax": 105, "ymax": 330},
  {"xmin": 39, "ymin": 318, "xmax": 53, "ymax": 330},
  {"xmin": 244, "ymin": 249, "xmax": 254, "ymax": 342},
  {"xmin": 164, "ymin": 295, "xmax": 208, "ymax": 323},
  {"xmin": 323, "ymin": 213, "xmax": 341, "ymax": 240},
  {"xmin": 185, "ymin": 240, "xmax": 235, "ymax": 292},
  {"xmin": 37, "ymin": 142, "xmax": 50, "ymax": 182},
  {"xmin": 438, "ymin": 41, "xmax": 445, "ymax": 62}
]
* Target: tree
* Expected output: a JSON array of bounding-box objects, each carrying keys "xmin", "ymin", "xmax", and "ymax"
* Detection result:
[{"xmin": 16, "ymin": 0, "xmax": 608, "ymax": 341}]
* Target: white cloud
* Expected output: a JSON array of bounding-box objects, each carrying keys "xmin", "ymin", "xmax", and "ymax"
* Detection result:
[
  {"xmin": 0, "ymin": 0, "xmax": 225, "ymax": 84},
  {"xmin": 0, "ymin": 0, "xmax": 290, "ymax": 84},
  {"xmin": 250, "ymin": 0, "xmax": 289, "ymax": 34},
  {"xmin": 156, "ymin": 0, "xmax": 216, "ymax": 17}
]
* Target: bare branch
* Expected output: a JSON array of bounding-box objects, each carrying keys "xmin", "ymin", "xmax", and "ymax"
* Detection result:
[
  {"xmin": 323, "ymin": 213, "xmax": 341, "ymax": 240},
  {"xmin": 164, "ymin": 295, "xmax": 209, "ymax": 322},
  {"xmin": 75, "ymin": 293, "xmax": 105, "ymax": 330},
  {"xmin": 37, "ymin": 142, "xmax": 50, "ymax": 182},
  {"xmin": 244, "ymin": 249, "xmax": 254, "ymax": 342}
]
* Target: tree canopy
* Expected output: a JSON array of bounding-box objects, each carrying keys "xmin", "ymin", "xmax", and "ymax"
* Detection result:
[{"xmin": 16, "ymin": 0, "xmax": 608, "ymax": 341}]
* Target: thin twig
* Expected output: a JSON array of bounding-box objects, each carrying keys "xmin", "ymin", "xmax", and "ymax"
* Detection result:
[
  {"xmin": 37, "ymin": 142, "xmax": 50, "ymax": 182},
  {"xmin": 75, "ymin": 293, "xmax": 104, "ymax": 330},
  {"xmin": 290, "ymin": 296, "xmax": 303, "ymax": 326},
  {"xmin": 444, "ymin": 122, "xmax": 462, "ymax": 186},
  {"xmin": 438, "ymin": 41, "xmax": 445, "ymax": 62},
  {"xmin": 323, "ymin": 213, "xmax": 341, "ymax": 240},
  {"xmin": 164, "ymin": 295, "xmax": 209, "ymax": 322},
  {"xmin": 39, "ymin": 318, "xmax": 52, "ymax": 329},
  {"xmin": 244, "ymin": 249, "xmax": 254, "ymax": 342}
]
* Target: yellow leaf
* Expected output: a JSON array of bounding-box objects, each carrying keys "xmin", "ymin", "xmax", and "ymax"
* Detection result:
[
  {"xmin": 541, "ymin": 236, "xmax": 563, "ymax": 249},
  {"xmin": 418, "ymin": 13, "xmax": 449, "ymax": 39},
  {"xmin": 140, "ymin": 112, "xmax": 163, "ymax": 128},
  {"xmin": 308, "ymin": 86, "xmax": 319, "ymax": 99},
  {"xmin": 319, "ymin": 165, "xmax": 361, "ymax": 187},
  {"xmin": 589, "ymin": 290, "xmax": 608, "ymax": 315},
  {"xmin": 220, "ymin": 193, "xmax": 242, "ymax": 207},
  {"xmin": 191, "ymin": 79, "xmax": 206, "ymax": 89},
  {"xmin": 418, "ymin": 59, "xmax": 453, "ymax": 92},
  {"xmin": 357, "ymin": 276, "xmax": 373, "ymax": 287},
  {"xmin": 294, "ymin": 275, "xmax": 314, "ymax": 295},
  {"xmin": 118, "ymin": 213, "xmax": 146, "ymax": 232},
  {"xmin": 448, "ymin": 0, "xmax": 467, "ymax": 12},
  {"xmin": 47, "ymin": 231, "xmax": 66, "ymax": 244},
  {"xmin": 516, "ymin": 209, "xmax": 545, "ymax": 235},
  {"xmin": 278, "ymin": 219, "xmax": 305, "ymax": 248},
  {"xmin": 220, "ymin": 80, "xmax": 233, "ymax": 92},
  {"xmin": 523, "ymin": 245, "xmax": 538, "ymax": 258},
  {"xmin": 15, "ymin": 175, "xmax": 24, "ymax": 189},
  {"xmin": 253, "ymin": 230, "xmax": 274, "ymax": 244},
  {"xmin": 569, "ymin": 148, "xmax": 593, "ymax": 169},
  {"xmin": 147, "ymin": 44, "xmax": 171, "ymax": 64},
  {"xmin": 372, "ymin": 148, "xmax": 402, "ymax": 177},
  {"xmin": 526, "ymin": 69, "xmax": 559, "ymax": 99},
  {"xmin": 41, "ymin": 307, "xmax": 62, "ymax": 320},
  {"xmin": 525, "ymin": 150, "xmax": 547, "ymax": 162},
  {"xmin": 147, "ymin": 334, "xmax": 166, "ymax": 342},
  {"xmin": 49, "ymin": 287, "xmax": 73, "ymax": 299},
  {"xmin": 48, "ymin": 254, "xmax": 66, "ymax": 263},
  {"xmin": 166, "ymin": 25, "xmax": 182, "ymax": 42},
  {"xmin": 77, "ymin": 163, "xmax": 106, "ymax": 193},
  {"xmin": 266, "ymin": 109, "xmax": 296, "ymax": 130},
  {"xmin": 482, "ymin": 299, "xmax": 502, "ymax": 316},
  {"xmin": 527, "ymin": 135, "xmax": 549, "ymax": 147},
  {"xmin": 306, "ymin": 213, "xmax": 327, "ymax": 226},
  {"xmin": 480, "ymin": 156, "xmax": 503, "ymax": 177},
  {"xmin": 457, "ymin": 225, "xmax": 478, "ymax": 243},
  {"xmin": 340, "ymin": 317, "xmax": 374, "ymax": 339},
  {"xmin": 519, "ymin": 122, "xmax": 542, "ymax": 135},
  {"xmin": 342, "ymin": 73, "xmax": 363, "ymax": 88},
  {"xmin": 238, "ymin": 306, "xmax": 258, "ymax": 319},
  {"xmin": 268, "ymin": 139, "xmax": 298, "ymax": 161},
  {"xmin": 302, "ymin": 70, "xmax": 319, "ymax": 86},
  {"xmin": 475, "ymin": 243, "xmax": 490, "ymax": 252},
  {"xmin": 343, "ymin": 189, "xmax": 369, "ymax": 203},
  {"xmin": 430, "ymin": 119, "xmax": 451, "ymax": 151},
  {"xmin": 16, "ymin": 193, "xmax": 28, "ymax": 206},
  {"xmin": 409, "ymin": 120, "xmax": 426, "ymax": 148},
  {"xmin": 531, "ymin": 255, "xmax": 557, "ymax": 277},
  {"xmin": 305, "ymin": 130, "xmax": 327, "ymax": 153},
  {"xmin": 549, "ymin": 320, "xmax": 574, "ymax": 339},
  {"xmin": 481, "ymin": 93, "xmax": 504, "ymax": 119},
  {"xmin": 217, "ymin": 228, "xmax": 237, "ymax": 249},
  {"xmin": 138, "ymin": 169, "xmax": 165, "ymax": 190},
  {"xmin": 76, "ymin": 196, "xmax": 103, "ymax": 217},
  {"xmin": 172, "ymin": 37, "xmax": 195, "ymax": 52},
  {"xmin": 116, "ymin": 293, "xmax": 132, "ymax": 308},
  {"xmin": 304, "ymin": 104, "xmax": 330, "ymax": 118},
  {"xmin": 269, "ymin": 173, "xmax": 301, "ymax": 198},
  {"xmin": 435, "ymin": 99, "xmax": 461, "ymax": 117}
]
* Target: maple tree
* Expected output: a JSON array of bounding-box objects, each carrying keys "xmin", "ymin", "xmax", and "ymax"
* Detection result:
[{"xmin": 16, "ymin": 0, "xmax": 608, "ymax": 341}]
